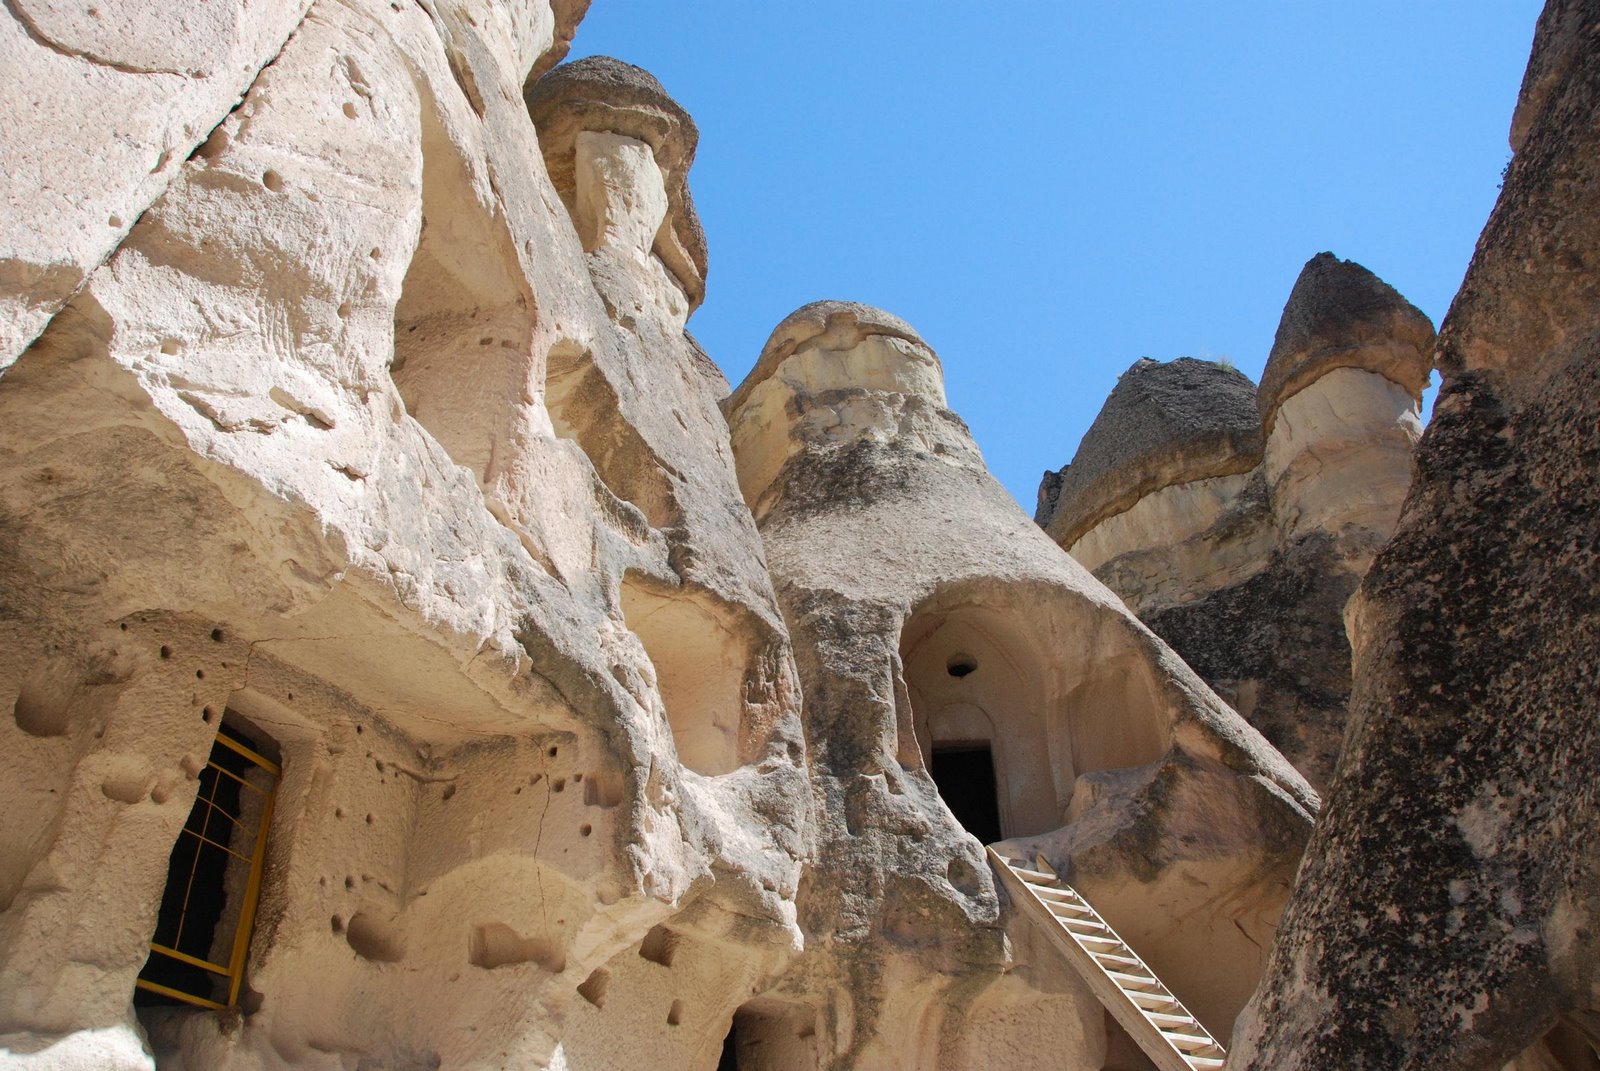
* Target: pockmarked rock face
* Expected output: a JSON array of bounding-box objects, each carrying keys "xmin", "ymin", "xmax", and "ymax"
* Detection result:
[
  {"xmin": 1036, "ymin": 257, "xmax": 1434, "ymax": 790},
  {"xmin": 0, "ymin": 8, "xmax": 806, "ymax": 1069},
  {"xmin": 1231, "ymin": 2, "xmax": 1600, "ymax": 1067},
  {"xmin": 726, "ymin": 301, "xmax": 1317, "ymax": 1056}
]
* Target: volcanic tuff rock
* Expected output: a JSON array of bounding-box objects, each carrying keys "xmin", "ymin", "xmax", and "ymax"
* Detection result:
[
  {"xmin": 0, "ymin": 1, "xmax": 1583, "ymax": 1069},
  {"xmin": 1036, "ymin": 257, "xmax": 1434, "ymax": 790},
  {"xmin": 526, "ymin": 55, "xmax": 708, "ymax": 310},
  {"xmin": 726, "ymin": 300, "xmax": 1316, "ymax": 1052},
  {"xmin": 0, "ymin": 8, "xmax": 805, "ymax": 1068},
  {"xmin": 1232, "ymin": 1, "xmax": 1600, "ymax": 1066},
  {"xmin": 1036, "ymin": 356, "xmax": 1265, "ymax": 553}
]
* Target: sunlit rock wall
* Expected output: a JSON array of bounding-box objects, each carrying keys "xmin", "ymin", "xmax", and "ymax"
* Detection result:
[
  {"xmin": 0, "ymin": 7, "xmax": 805, "ymax": 1067},
  {"xmin": 1234, "ymin": 1, "xmax": 1600, "ymax": 1066},
  {"xmin": 727, "ymin": 301, "xmax": 1315, "ymax": 1056}
]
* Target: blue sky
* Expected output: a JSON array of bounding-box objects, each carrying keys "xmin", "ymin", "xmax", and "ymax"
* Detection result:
[{"xmin": 565, "ymin": 4, "xmax": 1543, "ymax": 510}]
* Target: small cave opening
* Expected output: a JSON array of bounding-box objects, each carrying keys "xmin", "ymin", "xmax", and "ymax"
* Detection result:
[
  {"xmin": 929, "ymin": 744, "xmax": 1002, "ymax": 845},
  {"xmin": 716, "ymin": 999, "xmax": 820, "ymax": 1071},
  {"xmin": 945, "ymin": 652, "xmax": 978, "ymax": 678},
  {"xmin": 620, "ymin": 574, "xmax": 749, "ymax": 776}
]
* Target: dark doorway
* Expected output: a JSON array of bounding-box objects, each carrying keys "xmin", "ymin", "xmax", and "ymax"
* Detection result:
[
  {"xmin": 718, "ymin": 1024, "xmax": 739, "ymax": 1071},
  {"xmin": 930, "ymin": 744, "xmax": 1002, "ymax": 844}
]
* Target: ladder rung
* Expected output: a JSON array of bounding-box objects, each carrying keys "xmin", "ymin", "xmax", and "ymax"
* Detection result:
[
  {"xmin": 1107, "ymin": 970, "xmax": 1166, "ymax": 991},
  {"xmin": 1187, "ymin": 1059, "xmax": 1224, "ymax": 1070},
  {"xmin": 1126, "ymin": 988, "xmax": 1181, "ymax": 1008},
  {"xmin": 1093, "ymin": 951, "xmax": 1142, "ymax": 969},
  {"xmin": 1032, "ymin": 885, "xmax": 1081, "ymax": 902},
  {"xmin": 1163, "ymin": 1030, "xmax": 1217, "ymax": 1051},
  {"xmin": 1008, "ymin": 866, "xmax": 1057, "ymax": 882},
  {"xmin": 1043, "ymin": 902, "xmax": 1094, "ymax": 922},
  {"xmin": 1075, "ymin": 934, "xmax": 1121, "ymax": 948},
  {"xmin": 1144, "ymin": 1011, "xmax": 1199, "ymax": 1030}
]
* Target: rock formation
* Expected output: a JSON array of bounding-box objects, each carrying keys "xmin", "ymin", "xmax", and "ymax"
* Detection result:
[
  {"xmin": 0, "ymin": 8, "xmax": 806, "ymax": 1067},
  {"xmin": 1231, "ymin": 1, "xmax": 1600, "ymax": 1066},
  {"xmin": 0, "ymin": 0, "xmax": 1320, "ymax": 1066},
  {"xmin": 724, "ymin": 300, "xmax": 1316, "ymax": 1058},
  {"xmin": 0, "ymin": 0, "xmax": 1588, "ymax": 1069},
  {"xmin": 1036, "ymin": 257, "xmax": 1435, "ymax": 790}
]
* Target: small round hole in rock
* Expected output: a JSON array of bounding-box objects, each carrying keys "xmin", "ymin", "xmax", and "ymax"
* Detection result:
[
  {"xmin": 210, "ymin": 628, "xmax": 224, "ymax": 642},
  {"xmin": 946, "ymin": 654, "xmax": 978, "ymax": 678},
  {"xmin": 342, "ymin": 102, "xmax": 358, "ymax": 119},
  {"xmin": 159, "ymin": 645, "xmax": 171, "ymax": 659},
  {"xmin": 580, "ymin": 824, "xmax": 592, "ymax": 837},
  {"xmin": 666, "ymin": 1000, "xmax": 683, "ymax": 1026},
  {"xmin": 262, "ymin": 170, "xmax": 283, "ymax": 192}
]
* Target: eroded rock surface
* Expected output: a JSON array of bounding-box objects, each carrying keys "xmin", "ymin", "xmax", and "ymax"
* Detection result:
[
  {"xmin": 727, "ymin": 301, "xmax": 1315, "ymax": 1057},
  {"xmin": 0, "ymin": 9, "xmax": 803, "ymax": 1069},
  {"xmin": 1037, "ymin": 256, "xmax": 1434, "ymax": 789},
  {"xmin": 1232, "ymin": 3, "xmax": 1600, "ymax": 1067}
]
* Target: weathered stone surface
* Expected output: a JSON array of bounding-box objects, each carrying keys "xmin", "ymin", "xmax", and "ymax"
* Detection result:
[
  {"xmin": 1231, "ymin": 2, "xmax": 1600, "ymax": 1067},
  {"xmin": 1260, "ymin": 253, "xmax": 1435, "ymax": 555},
  {"xmin": 526, "ymin": 55, "xmax": 708, "ymax": 310},
  {"xmin": 727, "ymin": 301, "xmax": 1316, "ymax": 1052},
  {"xmin": 1037, "ymin": 256, "xmax": 1433, "ymax": 791},
  {"xmin": 1038, "ymin": 357, "xmax": 1264, "ymax": 551},
  {"xmin": 1257, "ymin": 252, "xmax": 1435, "ymax": 435},
  {"xmin": 0, "ymin": 0, "xmax": 308, "ymax": 374},
  {"xmin": 0, "ymin": 4, "xmax": 804, "ymax": 1068},
  {"xmin": 2, "ymin": 0, "xmax": 1580, "ymax": 1067}
]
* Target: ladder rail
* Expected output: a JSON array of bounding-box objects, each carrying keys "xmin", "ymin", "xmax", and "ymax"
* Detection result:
[{"xmin": 987, "ymin": 847, "xmax": 1226, "ymax": 1071}]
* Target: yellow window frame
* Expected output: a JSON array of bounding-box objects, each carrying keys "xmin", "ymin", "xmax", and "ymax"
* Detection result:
[{"xmin": 135, "ymin": 728, "xmax": 279, "ymax": 1011}]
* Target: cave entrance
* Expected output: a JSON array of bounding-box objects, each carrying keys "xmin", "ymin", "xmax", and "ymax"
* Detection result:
[
  {"xmin": 715, "ymin": 998, "xmax": 819, "ymax": 1070},
  {"xmin": 930, "ymin": 743, "xmax": 1002, "ymax": 845}
]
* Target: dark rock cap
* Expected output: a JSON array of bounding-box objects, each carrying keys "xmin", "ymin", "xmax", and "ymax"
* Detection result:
[
  {"xmin": 724, "ymin": 301, "xmax": 934, "ymax": 417},
  {"xmin": 525, "ymin": 56, "xmax": 708, "ymax": 309},
  {"xmin": 1258, "ymin": 253, "xmax": 1435, "ymax": 433},
  {"xmin": 1040, "ymin": 357, "xmax": 1264, "ymax": 549}
]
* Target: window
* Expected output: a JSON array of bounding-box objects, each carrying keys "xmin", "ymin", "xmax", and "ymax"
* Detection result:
[{"xmin": 134, "ymin": 719, "xmax": 279, "ymax": 1011}]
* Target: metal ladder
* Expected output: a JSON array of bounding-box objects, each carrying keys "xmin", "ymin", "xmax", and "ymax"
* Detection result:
[{"xmin": 989, "ymin": 848, "xmax": 1227, "ymax": 1071}]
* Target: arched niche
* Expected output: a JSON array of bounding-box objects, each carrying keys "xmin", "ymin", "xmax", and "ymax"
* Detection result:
[
  {"xmin": 901, "ymin": 600, "xmax": 1060, "ymax": 839},
  {"xmin": 899, "ymin": 584, "xmax": 1173, "ymax": 842},
  {"xmin": 621, "ymin": 573, "xmax": 751, "ymax": 777},
  {"xmin": 391, "ymin": 85, "xmax": 535, "ymax": 483}
]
